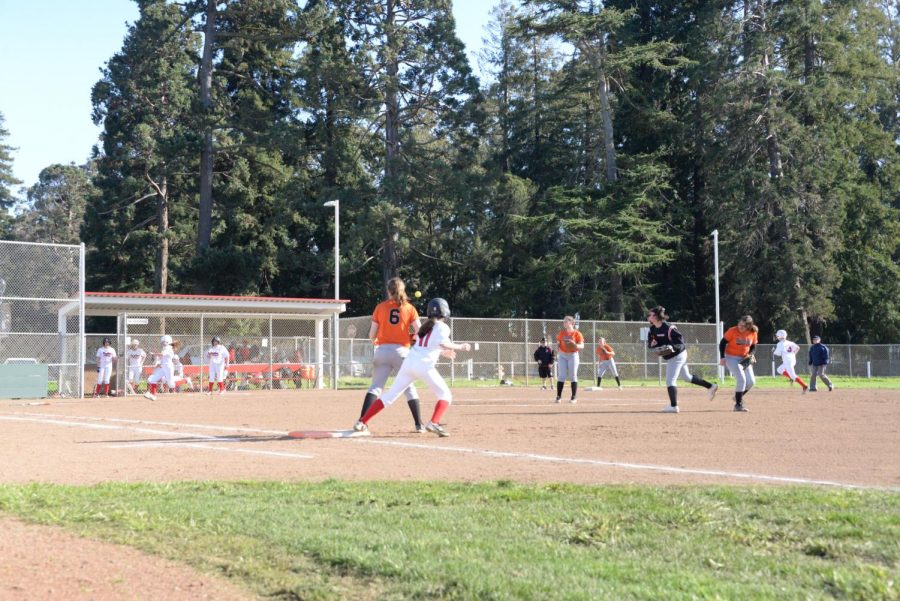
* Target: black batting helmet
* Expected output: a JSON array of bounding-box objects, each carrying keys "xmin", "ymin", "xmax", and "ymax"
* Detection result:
[
  {"xmin": 426, "ymin": 297, "xmax": 450, "ymax": 318},
  {"xmin": 212, "ymin": 336, "xmax": 221, "ymax": 345}
]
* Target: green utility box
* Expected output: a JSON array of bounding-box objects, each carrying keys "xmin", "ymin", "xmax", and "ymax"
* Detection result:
[{"xmin": 0, "ymin": 364, "xmax": 49, "ymax": 399}]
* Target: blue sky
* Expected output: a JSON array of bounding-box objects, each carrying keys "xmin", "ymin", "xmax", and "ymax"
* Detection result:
[{"xmin": 0, "ymin": 0, "xmax": 497, "ymax": 193}]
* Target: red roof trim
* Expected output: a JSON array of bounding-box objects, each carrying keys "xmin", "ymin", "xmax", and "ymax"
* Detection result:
[{"xmin": 87, "ymin": 291, "xmax": 349, "ymax": 304}]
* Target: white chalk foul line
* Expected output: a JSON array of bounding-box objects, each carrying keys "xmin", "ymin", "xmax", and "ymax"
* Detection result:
[
  {"xmin": 0, "ymin": 415, "xmax": 313, "ymax": 460},
  {"xmin": 354, "ymin": 439, "xmax": 897, "ymax": 491},
  {"xmin": 10, "ymin": 411, "xmax": 287, "ymax": 436}
]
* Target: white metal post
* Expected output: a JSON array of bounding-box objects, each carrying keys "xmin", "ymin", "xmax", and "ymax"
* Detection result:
[
  {"xmin": 323, "ymin": 200, "xmax": 340, "ymax": 389},
  {"xmin": 712, "ymin": 230, "xmax": 724, "ymax": 382},
  {"xmin": 79, "ymin": 243, "xmax": 86, "ymax": 398}
]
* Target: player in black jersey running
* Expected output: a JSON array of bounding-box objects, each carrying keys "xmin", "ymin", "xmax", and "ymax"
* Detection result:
[{"xmin": 647, "ymin": 306, "xmax": 718, "ymax": 413}]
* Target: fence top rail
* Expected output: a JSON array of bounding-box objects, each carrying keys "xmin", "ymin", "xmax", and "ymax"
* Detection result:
[
  {"xmin": 0, "ymin": 239, "xmax": 82, "ymax": 249},
  {"xmin": 111, "ymin": 311, "xmax": 335, "ymax": 320}
]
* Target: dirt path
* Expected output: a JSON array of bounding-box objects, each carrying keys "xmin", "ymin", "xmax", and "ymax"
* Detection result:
[{"xmin": 0, "ymin": 517, "xmax": 255, "ymax": 600}]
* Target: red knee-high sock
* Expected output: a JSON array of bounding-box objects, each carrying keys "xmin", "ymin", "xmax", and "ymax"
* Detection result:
[
  {"xmin": 95, "ymin": 384, "xmax": 101, "ymax": 395},
  {"xmin": 149, "ymin": 383, "xmax": 158, "ymax": 395},
  {"xmin": 218, "ymin": 381, "xmax": 224, "ymax": 391},
  {"xmin": 431, "ymin": 399, "xmax": 451, "ymax": 424},
  {"xmin": 781, "ymin": 371, "xmax": 793, "ymax": 381},
  {"xmin": 208, "ymin": 382, "xmax": 214, "ymax": 392},
  {"xmin": 360, "ymin": 399, "xmax": 385, "ymax": 424},
  {"xmin": 104, "ymin": 384, "xmax": 110, "ymax": 395},
  {"xmin": 795, "ymin": 376, "xmax": 807, "ymax": 389}
]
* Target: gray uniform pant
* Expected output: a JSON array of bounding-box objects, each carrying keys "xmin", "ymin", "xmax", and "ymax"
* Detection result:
[
  {"xmin": 557, "ymin": 352, "xmax": 580, "ymax": 382},
  {"xmin": 597, "ymin": 359, "xmax": 619, "ymax": 378},
  {"xmin": 723, "ymin": 355, "xmax": 756, "ymax": 393},
  {"xmin": 368, "ymin": 344, "xmax": 418, "ymax": 401},
  {"xmin": 810, "ymin": 365, "xmax": 833, "ymax": 390},
  {"xmin": 664, "ymin": 352, "xmax": 695, "ymax": 387}
]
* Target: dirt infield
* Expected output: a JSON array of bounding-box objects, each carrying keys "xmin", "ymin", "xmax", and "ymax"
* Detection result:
[
  {"xmin": 2, "ymin": 384, "xmax": 897, "ymax": 488},
  {"xmin": 1, "ymin": 384, "xmax": 897, "ymax": 599}
]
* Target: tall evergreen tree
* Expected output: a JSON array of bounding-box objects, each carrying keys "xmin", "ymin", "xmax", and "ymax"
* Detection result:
[
  {"xmin": 13, "ymin": 163, "xmax": 95, "ymax": 244},
  {"xmin": 87, "ymin": 0, "xmax": 198, "ymax": 293},
  {"xmin": 0, "ymin": 113, "xmax": 22, "ymax": 237}
]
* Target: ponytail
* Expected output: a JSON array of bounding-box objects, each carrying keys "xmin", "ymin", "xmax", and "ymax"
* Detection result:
[
  {"xmin": 417, "ymin": 318, "xmax": 437, "ymax": 339},
  {"xmin": 387, "ymin": 277, "xmax": 409, "ymax": 305}
]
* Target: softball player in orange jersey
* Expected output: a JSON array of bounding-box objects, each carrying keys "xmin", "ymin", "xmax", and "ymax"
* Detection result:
[
  {"xmin": 354, "ymin": 298, "xmax": 470, "ymax": 437},
  {"xmin": 594, "ymin": 337, "xmax": 622, "ymax": 390},
  {"xmin": 555, "ymin": 316, "xmax": 585, "ymax": 403},
  {"xmin": 357, "ymin": 277, "xmax": 425, "ymax": 431},
  {"xmin": 718, "ymin": 315, "xmax": 758, "ymax": 411}
]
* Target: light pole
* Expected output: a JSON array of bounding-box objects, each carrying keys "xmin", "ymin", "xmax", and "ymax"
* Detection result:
[
  {"xmin": 323, "ymin": 200, "xmax": 339, "ymax": 389},
  {"xmin": 712, "ymin": 229, "xmax": 723, "ymax": 382}
]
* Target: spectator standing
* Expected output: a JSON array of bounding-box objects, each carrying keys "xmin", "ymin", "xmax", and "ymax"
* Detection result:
[
  {"xmin": 808, "ymin": 335, "xmax": 835, "ymax": 392},
  {"xmin": 533, "ymin": 337, "xmax": 554, "ymax": 390}
]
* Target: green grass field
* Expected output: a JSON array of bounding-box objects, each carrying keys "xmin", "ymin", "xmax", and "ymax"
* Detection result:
[{"xmin": 1, "ymin": 482, "xmax": 897, "ymax": 600}]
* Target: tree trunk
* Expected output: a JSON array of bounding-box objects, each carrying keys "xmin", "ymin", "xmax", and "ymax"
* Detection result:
[
  {"xmin": 197, "ymin": 0, "xmax": 216, "ymax": 262},
  {"xmin": 154, "ymin": 177, "xmax": 169, "ymax": 294},
  {"xmin": 381, "ymin": 0, "xmax": 400, "ymax": 289}
]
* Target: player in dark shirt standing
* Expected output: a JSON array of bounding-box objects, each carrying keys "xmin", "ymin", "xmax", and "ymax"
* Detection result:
[
  {"xmin": 647, "ymin": 306, "xmax": 718, "ymax": 413},
  {"xmin": 533, "ymin": 337, "xmax": 555, "ymax": 390}
]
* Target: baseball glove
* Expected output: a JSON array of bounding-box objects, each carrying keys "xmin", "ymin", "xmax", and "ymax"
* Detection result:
[
  {"xmin": 739, "ymin": 353, "xmax": 756, "ymax": 368},
  {"xmin": 654, "ymin": 345, "xmax": 677, "ymax": 360}
]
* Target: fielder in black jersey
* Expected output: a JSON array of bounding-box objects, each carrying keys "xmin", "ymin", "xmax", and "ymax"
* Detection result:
[{"xmin": 647, "ymin": 306, "xmax": 718, "ymax": 413}]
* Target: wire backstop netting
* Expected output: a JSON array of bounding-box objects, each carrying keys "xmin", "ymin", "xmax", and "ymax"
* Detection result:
[{"xmin": 0, "ymin": 240, "xmax": 84, "ymax": 397}]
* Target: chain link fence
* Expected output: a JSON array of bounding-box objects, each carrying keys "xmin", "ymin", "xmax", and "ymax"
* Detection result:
[
  {"xmin": 340, "ymin": 315, "xmax": 899, "ymax": 383},
  {"xmin": 339, "ymin": 316, "xmax": 723, "ymax": 384},
  {"xmin": 82, "ymin": 312, "xmax": 900, "ymax": 395},
  {"xmin": 0, "ymin": 240, "xmax": 84, "ymax": 398},
  {"xmin": 89, "ymin": 313, "xmax": 324, "ymax": 394}
]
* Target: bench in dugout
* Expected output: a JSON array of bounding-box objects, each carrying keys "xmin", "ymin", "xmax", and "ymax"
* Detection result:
[{"xmin": 142, "ymin": 363, "xmax": 317, "ymax": 390}]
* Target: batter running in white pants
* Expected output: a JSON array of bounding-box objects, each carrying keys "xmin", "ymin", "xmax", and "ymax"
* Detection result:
[
  {"xmin": 353, "ymin": 298, "xmax": 470, "ymax": 437},
  {"xmin": 773, "ymin": 329, "xmax": 808, "ymax": 393}
]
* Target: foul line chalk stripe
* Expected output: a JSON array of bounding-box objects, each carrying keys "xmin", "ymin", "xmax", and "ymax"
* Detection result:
[
  {"xmin": 10, "ymin": 411, "xmax": 286, "ymax": 436},
  {"xmin": 354, "ymin": 439, "xmax": 897, "ymax": 491},
  {"xmin": 0, "ymin": 415, "xmax": 313, "ymax": 460},
  {"xmin": 105, "ymin": 442, "xmax": 313, "ymax": 459}
]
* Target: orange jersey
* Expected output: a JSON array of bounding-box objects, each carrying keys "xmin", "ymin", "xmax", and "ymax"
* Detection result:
[
  {"xmin": 595, "ymin": 343, "xmax": 614, "ymax": 361},
  {"xmin": 371, "ymin": 300, "xmax": 419, "ymax": 347},
  {"xmin": 557, "ymin": 329, "xmax": 584, "ymax": 353},
  {"xmin": 722, "ymin": 326, "xmax": 757, "ymax": 357}
]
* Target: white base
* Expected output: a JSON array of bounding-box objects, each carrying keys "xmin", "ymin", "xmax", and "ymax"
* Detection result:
[{"xmin": 586, "ymin": 386, "xmax": 604, "ymax": 391}]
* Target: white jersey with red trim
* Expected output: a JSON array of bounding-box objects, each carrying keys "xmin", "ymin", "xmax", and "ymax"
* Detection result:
[
  {"xmin": 407, "ymin": 321, "xmax": 451, "ymax": 366},
  {"xmin": 773, "ymin": 340, "xmax": 799, "ymax": 365},
  {"xmin": 156, "ymin": 346, "xmax": 175, "ymax": 369},
  {"xmin": 207, "ymin": 344, "xmax": 228, "ymax": 366},
  {"xmin": 96, "ymin": 346, "xmax": 117, "ymax": 368},
  {"xmin": 126, "ymin": 348, "xmax": 147, "ymax": 367}
]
